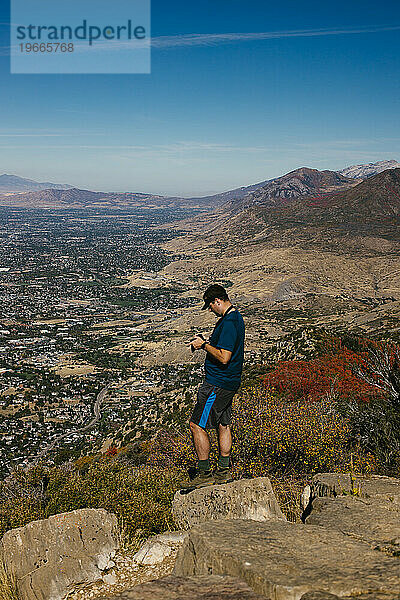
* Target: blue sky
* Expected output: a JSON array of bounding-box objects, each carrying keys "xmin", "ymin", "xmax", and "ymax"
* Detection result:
[{"xmin": 0, "ymin": 0, "xmax": 399, "ymax": 196}]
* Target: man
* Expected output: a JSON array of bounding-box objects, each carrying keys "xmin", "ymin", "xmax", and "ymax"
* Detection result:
[{"xmin": 184, "ymin": 283, "xmax": 245, "ymax": 489}]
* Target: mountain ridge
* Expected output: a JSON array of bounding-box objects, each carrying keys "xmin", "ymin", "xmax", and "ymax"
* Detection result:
[
  {"xmin": 338, "ymin": 160, "xmax": 400, "ymax": 179},
  {"xmin": 1, "ymin": 159, "xmax": 399, "ymax": 210},
  {"xmin": 0, "ymin": 173, "xmax": 73, "ymax": 192}
]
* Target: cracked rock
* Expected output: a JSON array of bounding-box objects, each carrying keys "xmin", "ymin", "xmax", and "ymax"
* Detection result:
[
  {"xmin": 306, "ymin": 494, "xmax": 400, "ymax": 551},
  {"xmin": 0, "ymin": 508, "xmax": 119, "ymax": 600},
  {"xmin": 133, "ymin": 531, "xmax": 187, "ymax": 566},
  {"xmin": 174, "ymin": 519, "xmax": 400, "ymax": 599},
  {"xmin": 172, "ymin": 477, "xmax": 286, "ymax": 530}
]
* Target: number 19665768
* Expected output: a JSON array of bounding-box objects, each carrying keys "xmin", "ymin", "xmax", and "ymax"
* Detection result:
[{"xmin": 20, "ymin": 43, "xmax": 74, "ymax": 52}]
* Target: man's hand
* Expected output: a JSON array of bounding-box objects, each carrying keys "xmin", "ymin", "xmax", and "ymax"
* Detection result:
[
  {"xmin": 188, "ymin": 335, "xmax": 232, "ymax": 365},
  {"xmin": 188, "ymin": 335, "xmax": 206, "ymax": 351}
]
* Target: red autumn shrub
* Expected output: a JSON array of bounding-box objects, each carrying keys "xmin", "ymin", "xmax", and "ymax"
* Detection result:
[{"xmin": 263, "ymin": 347, "xmax": 384, "ymax": 403}]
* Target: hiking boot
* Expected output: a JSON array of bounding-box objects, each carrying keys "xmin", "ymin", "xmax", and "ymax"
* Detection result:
[
  {"xmin": 214, "ymin": 468, "xmax": 234, "ymax": 485},
  {"xmin": 180, "ymin": 470, "xmax": 215, "ymax": 490}
]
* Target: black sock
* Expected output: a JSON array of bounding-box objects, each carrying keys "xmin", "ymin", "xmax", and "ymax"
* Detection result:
[
  {"xmin": 218, "ymin": 455, "xmax": 230, "ymax": 469},
  {"xmin": 198, "ymin": 459, "xmax": 210, "ymax": 472}
]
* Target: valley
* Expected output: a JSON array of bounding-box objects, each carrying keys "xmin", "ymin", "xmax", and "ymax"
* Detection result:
[{"xmin": 0, "ymin": 162, "xmax": 399, "ymax": 477}]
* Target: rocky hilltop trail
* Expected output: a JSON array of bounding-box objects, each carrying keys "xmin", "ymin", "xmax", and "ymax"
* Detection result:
[{"xmin": 1, "ymin": 473, "xmax": 399, "ymax": 600}]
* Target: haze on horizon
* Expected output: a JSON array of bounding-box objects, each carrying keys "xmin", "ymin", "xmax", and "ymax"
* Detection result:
[{"xmin": 0, "ymin": 0, "xmax": 399, "ymax": 197}]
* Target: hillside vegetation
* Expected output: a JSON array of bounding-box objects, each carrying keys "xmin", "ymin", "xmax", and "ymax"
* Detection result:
[{"xmin": 0, "ymin": 330, "xmax": 399, "ymax": 544}]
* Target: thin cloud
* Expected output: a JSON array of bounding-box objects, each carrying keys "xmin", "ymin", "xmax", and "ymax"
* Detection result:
[
  {"xmin": 0, "ymin": 142, "xmax": 272, "ymax": 154},
  {"xmin": 151, "ymin": 25, "xmax": 400, "ymax": 48},
  {"xmin": 2, "ymin": 23, "xmax": 400, "ymax": 56}
]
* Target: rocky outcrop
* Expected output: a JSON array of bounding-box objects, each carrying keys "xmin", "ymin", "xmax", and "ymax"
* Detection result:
[
  {"xmin": 306, "ymin": 495, "xmax": 400, "ymax": 554},
  {"xmin": 0, "ymin": 508, "xmax": 118, "ymax": 600},
  {"xmin": 133, "ymin": 531, "xmax": 188, "ymax": 566},
  {"xmin": 174, "ymin": 519, "xmax": 400, "ymax": 600},
  {"xmin": 308, "ymin": 472, "xmax": 400, "ymax": 502},
  {"xmin": 2, "ymin": 474, "xmax": 399, "ymax": 600},
  {"xmin": 303, "ymin": 472, "xmax": 400, "ymax": 557},
  {"xmin": 110, "ymin": 575, "xmax": 266, "ymax": 599},
  {"xmin": 172, "ymin": 477, "xmax": 286, "ymax": 530},
  {"xmin": 300, "ymin": 593, "xmax": 399, "ymax": 600}
]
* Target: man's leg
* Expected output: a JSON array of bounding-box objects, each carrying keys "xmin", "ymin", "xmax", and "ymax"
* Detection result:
[
  {"xmin": 215, "ymin": 423, "xmax": 233, "ymax": 483},
  {"xmin": 189, "ymin": 420, "xmax": 210, "ymax": 461},
  {"xmin": 182, "ymin": 421, "xmax": 214, "ymax": 488},
  {"xmin": 218, "ymin": 423, "xmax": 232, "ymax": 457}
]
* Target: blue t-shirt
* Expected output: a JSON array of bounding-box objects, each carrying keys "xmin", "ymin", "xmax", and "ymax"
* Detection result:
[{"xmin": 205, "ymin": 308, "xmax": 245, "ymax": 391}]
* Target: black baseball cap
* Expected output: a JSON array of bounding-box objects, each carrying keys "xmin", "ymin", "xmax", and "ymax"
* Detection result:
[{"xmin": 201, "ymin": 284, "xmax": 228, "ymax": 310}]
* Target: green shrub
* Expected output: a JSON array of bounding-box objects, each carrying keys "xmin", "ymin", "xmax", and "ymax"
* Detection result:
[
  {"xmin": 336, "ymin": 396, "xmax": 400, "ymax": 475},
  {"xmin": 0, "ymin": 460, "xmax": 181, "ymax": 542},
  {"xmin": 147, "ymin": 387, "xmax": 377, "ymax": 478}
]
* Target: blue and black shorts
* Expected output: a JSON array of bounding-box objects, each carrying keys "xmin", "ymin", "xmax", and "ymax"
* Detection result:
[{"xmin": 190, "ymin": 381, "xmax": 236, "ymax": 430}]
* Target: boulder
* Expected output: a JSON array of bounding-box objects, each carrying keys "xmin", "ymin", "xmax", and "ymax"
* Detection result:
[
  {"xmin": 309, "ymin": 473, "xmax": 400, "ymax": 503},
  {"xmin": 0, "ymin": 508, "xmax": 119, "ymax": 600},
  {"xmin": 306, "ymin": 495, "xmax": 400, "ymax": 553},
  {"xmin": 133, "ymin": 531, "xmax": 188, "ymax": 566},
  {"xmin": 174, "ymin": 519, "xmax": 400, "ymax": 599},
  {"xmin": 172, "ymin": 477, "xmax": 286, "ymax": 530},
  {"xmin": 110, "ymin": 575, "xmax": 266, "ymax": 599}
]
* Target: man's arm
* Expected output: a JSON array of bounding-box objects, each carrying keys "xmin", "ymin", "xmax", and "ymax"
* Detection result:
[{"xmin": 190, "ymin": 336, "xmax": 232, "ymax": 365}]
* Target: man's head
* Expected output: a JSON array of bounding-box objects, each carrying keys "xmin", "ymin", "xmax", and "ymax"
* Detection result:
[{"xmin": 202, "ymin": 284, "xmax": 231, "ymax": 315}]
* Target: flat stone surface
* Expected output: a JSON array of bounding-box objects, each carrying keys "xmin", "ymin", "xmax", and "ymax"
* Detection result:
[
  {"xmin": 108, "ymin": 575, "xmax": 266, "ymax": 599},
  {"xmin": 172, "ymin": 477, "xmax": 286, "ymax": 530},
  {"xmin": 174, "ymin": 519, "xmax": 400, "ymax": 600},
  {"xmin": 306, "ymin": 495, "xmax": 400, "ymax": 552},
  {"xmin": 0, "ymin": 508, "xmax": 118, "ymax": 600},
  {"xmin": 300, "ymin": 593, "xmax": 341, "ymax": 600},
  {"xmin": 301, "ymin": 594, "xmax": 400, "ymax": 600},
  {"xmin": 133, "ymin": 531, "xmax": 188, "ymax": 566},
  {"xmin": 310, "ymin": 473, "xmax": 400, "ymax": 503}
]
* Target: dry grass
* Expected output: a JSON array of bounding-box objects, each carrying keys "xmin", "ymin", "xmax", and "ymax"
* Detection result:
[
  {"xmin": 0, "ymin": 562, "xmax": 19, "ymax": 600},
  {"xmin": 270, "ymin": 475, "xmax": 310, "ymax": 522}
]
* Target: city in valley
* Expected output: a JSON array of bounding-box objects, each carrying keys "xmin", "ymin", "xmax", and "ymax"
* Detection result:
[
  {"xmin": 1, "ymin": 163, "xmax": 400, "ymax": 478},
  {"xmin": 0, "ymin": 206, "xmax": 207, "ymax": 477}
]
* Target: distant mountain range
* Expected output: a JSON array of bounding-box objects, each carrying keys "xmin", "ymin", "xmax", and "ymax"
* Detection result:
[
  {"xmin": 170, "ymin": 166, "xmax": 400, "ymax": 242},
  {"xmin": 0, "ymin": 187, "xmax": 183, "ymax": 209},
  {"xmin": 0, "ymin": 174, "xmax": 73, "ymax": 193},
  {"xmin": 0, "ymin": 159, "xmax": 398, "ymax": 209},
  {"xmin": 197, "ymin": 159, "xmax": 400, "ymax": 207},
  {"xmin": 162, "ymin": 166, "xmax": 400, "ymax": 312}
]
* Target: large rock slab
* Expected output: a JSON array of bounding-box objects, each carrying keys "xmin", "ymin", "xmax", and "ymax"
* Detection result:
[
  {"xmin": 110, "ymin": 575, "xmax": 266, "ymax": 599},
  {"xmin": 300, "ymin": 594, "xmax": 342, "ymax": 600},
  {"xmin": 174, "ymin": 519, "xmax": 400, "ymax": 600},
  {"xmin": 301, "ymin": 593, "xmax": 400, "ymax": 600},
  {"xmin": 0, "ymin": 508, "xmax": 118, "ymax": 600},
  {"xmin": 310, "ymin": 473, "xmax": 400, "ymax": 503},
  {"xmin": 306, "ymin": 495, "xmax": 400, "ymax": 553},
  {"xmin": 172, "ymin": 477, "xmax": 286, "ymax": 530}
]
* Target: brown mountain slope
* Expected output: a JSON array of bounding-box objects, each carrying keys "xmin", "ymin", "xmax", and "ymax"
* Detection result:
[
  {"xmin": 228, "ymin": 167, "xmax": 357, "ymax": 212},
  {"xmin": 254, "ymin": 167, "xmax": 400, "ymax": 222},
  {"xmin": 164, "ymin": 167, "xmax": 359, "ymax": 235},
  {"xmin": 218, "ymin": 168, "xmax": 400, "ymax": 239},
  {"xmin": 159, "ymin": 168, "xmax": 400, "ymax": 311}
]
